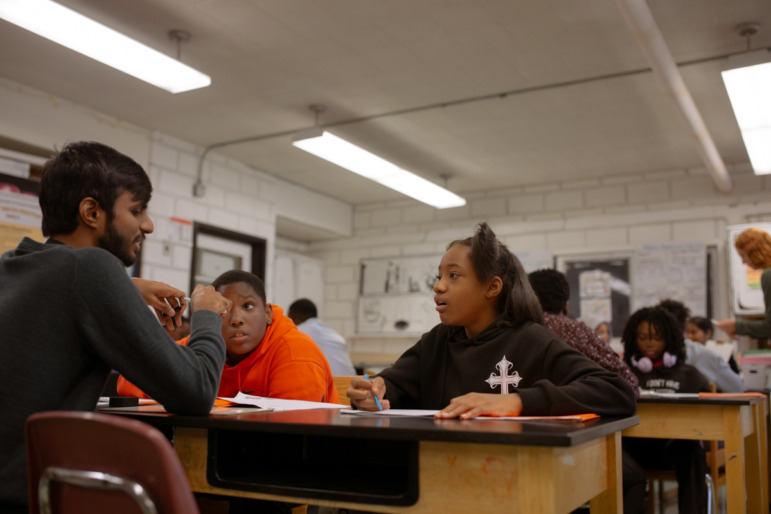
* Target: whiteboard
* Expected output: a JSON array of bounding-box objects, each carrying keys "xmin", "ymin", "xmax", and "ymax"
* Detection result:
[
  {"xmin": 357, "ymin": 255, "xmax": 440, "ymax": 335},
  {"xmin": 727, "ymin": 223, "xmax": 771, "ymax": 315},
  {"xmin": 632, "ymin": 242, "xmax": 707, "ymax": 316}
]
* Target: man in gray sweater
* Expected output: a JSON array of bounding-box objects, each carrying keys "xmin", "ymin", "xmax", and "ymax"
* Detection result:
[{"xmin": 0, "ymin": 141, "xmax": 230, "ymax": 512}]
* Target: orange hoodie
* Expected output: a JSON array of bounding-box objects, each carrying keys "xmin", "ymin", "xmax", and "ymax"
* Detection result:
[{"xmin": 118, "ymin": 305, "xmax": 338, "ymax": 403}]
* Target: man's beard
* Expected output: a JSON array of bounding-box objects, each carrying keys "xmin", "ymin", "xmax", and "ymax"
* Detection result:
[{"xmin": 98, "ymin": 222, "xmax": 137, "ymax": 267}]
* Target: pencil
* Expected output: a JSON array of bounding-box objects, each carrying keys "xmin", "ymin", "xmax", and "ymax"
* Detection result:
[{"xmin": 363, "ymin": 373, "xmax": 383, "ymax": 411}]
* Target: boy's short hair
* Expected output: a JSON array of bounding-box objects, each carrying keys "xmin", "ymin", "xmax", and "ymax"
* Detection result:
[
  {"xmin": 211, "ymin": 270, "xmax": 266, "ymax": 303},
  {"xmin": 656, "ymin": 299, "xmax": 690, "ymax": 333},
  {"xmin": 39, "ymin": 141, "xmax": 152, "ymax": 237},
  {"xmin": 687, "ymin": 316, "xmax": 713, "ymax": 335},
  {"xmin": 287, "ymin": 298, "xmax": 317, "ymax": 322},
  {"xmin": 527, "ymin": 268, "xmax": 570, "ymax": 315}
]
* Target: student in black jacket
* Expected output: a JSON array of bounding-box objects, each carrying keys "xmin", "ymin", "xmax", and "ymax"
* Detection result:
[
  {"xmin": 347, "ymin": 222, "xmax": 637, "ymax": 420},
  {"xmin": 623, "ymin": 306, "xmax": 709, "ymax": 514}
]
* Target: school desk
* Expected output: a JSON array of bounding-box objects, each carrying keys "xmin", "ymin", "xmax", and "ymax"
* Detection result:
[
  {"xmin": 100, "ymin": 408, "xmax": 638, "ymax": 513},
  {"xmin": 621, "ymin": 395, "xmax": 769, "ymax": 514}
]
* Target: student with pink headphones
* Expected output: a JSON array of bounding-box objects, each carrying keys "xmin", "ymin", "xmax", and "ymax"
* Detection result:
[{"xmin": 622, "ymin": 306, "xmax": 710, "ymax": 514}]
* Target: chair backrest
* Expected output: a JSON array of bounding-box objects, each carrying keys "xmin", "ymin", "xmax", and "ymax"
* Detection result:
[
  {"xmin": 333, "ymin": 376, "xmax": 357, "ymax": 406},
  {"xmin": 26, "ymin": 411, "xmax": 199, "ymax": 514}
]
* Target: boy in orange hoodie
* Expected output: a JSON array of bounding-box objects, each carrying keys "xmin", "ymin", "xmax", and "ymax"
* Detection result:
[{"xmin": 119, "ymin": 270, "xmax": 337, "ymax": 402}]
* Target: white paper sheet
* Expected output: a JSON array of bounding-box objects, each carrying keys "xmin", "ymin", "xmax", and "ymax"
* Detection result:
[
  {"xmin": 220, "ymin": 392, "xmax": 347, "ymax": 411},
  {"xmin": 639, "ymin": 390, "xmax": 700, "ymax": 399},
  {"xmin": 340, "ymin": 409, "xmax": 439, "ymax": 417}
]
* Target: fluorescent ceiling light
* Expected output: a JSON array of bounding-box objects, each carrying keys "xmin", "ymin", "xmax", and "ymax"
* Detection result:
[
  {"xmin": 292, "ymin": 129, "xmax": 466, "ymax": 209},
  {"xmin": 0, "ymin": 0, "xmax": 211, "ymax": 93},
  {"xmin": 721, "ymin": 50, "xmax": 771, "ymax": 175}
]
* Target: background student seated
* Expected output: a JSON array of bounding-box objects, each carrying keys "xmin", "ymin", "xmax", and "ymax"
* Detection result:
[
  {"xmin": 288, "ymin": 297, "xmax": 356, "ymax": 376},
  {"xmin": 686, "ymin": 315, "xmax": 741, "ymax": 374},
  {"xmin": 0, "ymin": 141, "xmax": 230, "ymax": 514},
  {"xmin": 658, "ymin": 299, "xmax": 743, "ymax": 393},
  {"xmin": 528, "ymin": 268, "xmax": 639, "ymax": 394},
  {"xmin": 528, "ymin": 268, "xmax": 643, "ymax": 513},
  {"xmin": 120, "ymin": 270, "xmax": 337, "ymax": 402},
  {"xmin": 622, "ymin": 306, "xmax": 709, "ymax": 514},
  {"xmin": 347, "ymin": 222, "xmax": 637, "ymax": 420}
]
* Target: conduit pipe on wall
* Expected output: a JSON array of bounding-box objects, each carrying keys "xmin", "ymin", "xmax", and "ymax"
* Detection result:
[{"xmin": 614, "ymin": 0, "xmax": 733, "ymax": 193}]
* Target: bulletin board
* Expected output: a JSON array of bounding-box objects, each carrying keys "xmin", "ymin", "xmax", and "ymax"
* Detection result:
[
  {"xmin": 556, "ymin": 251, "xmax": 632, "ymax": 338},
  {"xmin": 0, "ymin": 187, "xmax": 43, "ymax": 254},
  {"xmin": 556, "ymin": 243, "xmax": 709, "ymax": 336}
]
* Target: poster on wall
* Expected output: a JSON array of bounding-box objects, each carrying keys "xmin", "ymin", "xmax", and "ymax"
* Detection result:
[
  {"xmin": 357, "ymin": 255, "xmax": 441, "ymax": 335},
  {"xmin": 556, "ymin": 251, "xmax": 632, "ymax": 339},
  {"xmin": 0, "ymin": 184, "xmax": 43, "ymax": 254}
]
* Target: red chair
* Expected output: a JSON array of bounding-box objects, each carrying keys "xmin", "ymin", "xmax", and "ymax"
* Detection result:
[{"xmin": 26, "ymin": 411, "xmax": 199, "ymax": 514}]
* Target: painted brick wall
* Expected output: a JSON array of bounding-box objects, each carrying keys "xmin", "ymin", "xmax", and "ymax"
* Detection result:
[
  {"xmin": 306, "ymin": 163, "xmax": 771, "ymax": 361},
  {"xmin": 141, "ymin": 132, "xmax": 279, "ymax": 298}
]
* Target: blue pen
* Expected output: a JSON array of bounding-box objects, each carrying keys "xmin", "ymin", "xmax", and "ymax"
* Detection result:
[{"xmin": 363, "ymin": 373, "xmax": 383, "ymax": 411}]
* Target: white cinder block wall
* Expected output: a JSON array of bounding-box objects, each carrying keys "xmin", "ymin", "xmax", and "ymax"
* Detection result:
[
  {"xmin": 139, "ymin": 132, "xmax": 279, "ymax": 299},
  {"xmin": 139, "ymin": 132, "xmax": 352, "ymax": 305},
  {"xmin": 306, "ymin": 163, "xmax": 771, "ymax": 360}
]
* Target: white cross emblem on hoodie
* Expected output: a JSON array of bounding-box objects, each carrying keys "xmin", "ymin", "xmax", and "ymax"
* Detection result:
[{"xmin": 485, "ymin": 356, "xmax": 522, "ymax": 393}]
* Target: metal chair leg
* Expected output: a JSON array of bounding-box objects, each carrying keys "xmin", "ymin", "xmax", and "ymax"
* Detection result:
[{"xmin": 705, "ymin": 473, "xmax": 717, "ymax": 514}]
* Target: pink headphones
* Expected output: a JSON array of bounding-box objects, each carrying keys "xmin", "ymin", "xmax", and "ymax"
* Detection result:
[{"xmin": 631, "ymin": 352, "xmax": 677, "ymax": 373}]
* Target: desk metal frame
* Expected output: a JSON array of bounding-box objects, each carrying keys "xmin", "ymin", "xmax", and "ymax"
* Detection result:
[
  {"xmin": 105, "ymin": 409, "xmax": 637, "ymax": 514},
  {"xmin": 622, "ymin": 396, "xmax": 769, "ymax": 514}
]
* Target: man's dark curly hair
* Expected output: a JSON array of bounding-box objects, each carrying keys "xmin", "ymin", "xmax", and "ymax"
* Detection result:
[
  {"xmin": 656, "ymin": 298, "xmax": 691, "ymax": 333},
  {"xmin": 527, "ymin": 268, "xmax": 569, "ymax": 315}
]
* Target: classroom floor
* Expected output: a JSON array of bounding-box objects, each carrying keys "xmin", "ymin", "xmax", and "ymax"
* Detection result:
[{"xmin": 653, "ymin": 479, "xmax": 726, "ymax": 514}]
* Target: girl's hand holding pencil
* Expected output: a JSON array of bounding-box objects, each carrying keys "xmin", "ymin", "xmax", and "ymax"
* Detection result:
[{"xmin": 347, "ymin": 374, "xmax": 389, "ymax": 411}]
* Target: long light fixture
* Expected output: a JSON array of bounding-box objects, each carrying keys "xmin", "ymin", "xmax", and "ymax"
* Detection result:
[
  {"xmin": 0, "ymin": 0, "xmax": 211, "ymax": 94},
  {"xmin": 720, "ymin": 25, "xmax": 771, "ymax": 175},
  {"xmin": 292, "ymin": 128, "xmax": 466, "ymax": 209}
]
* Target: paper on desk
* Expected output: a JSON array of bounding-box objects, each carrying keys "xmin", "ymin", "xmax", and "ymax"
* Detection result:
[
  {"xmin": 639, "ymin": 390, "xmax": 700, "ymax": 399},
  {"xmin": 220, "ymin": 392, "xmax": 347, "ymax": 411},
  {"xmin": 209, "ymin": 406, "xmax": 273, "ymax": 416},
  {"xmin": 341, "ymin": 409, "xmax": 439, "ymax": 417}
]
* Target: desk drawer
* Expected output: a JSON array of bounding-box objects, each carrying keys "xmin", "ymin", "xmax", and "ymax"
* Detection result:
[{"xmin": 207, "ymin": 429, "xmax": 419, "ymax": 506}]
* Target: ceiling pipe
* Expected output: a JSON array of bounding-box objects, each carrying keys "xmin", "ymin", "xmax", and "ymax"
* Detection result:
[{"xmin": 614, "ymin": 0, "xmax": 732, "ymax": 193}]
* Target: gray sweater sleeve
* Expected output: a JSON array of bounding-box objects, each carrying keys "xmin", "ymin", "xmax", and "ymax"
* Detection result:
[
  {"xmin": 736, "ymin": 267, "xmax": 771, "ymax": 340},
  {"xmin": 76, "ymin": 249, "xmax": 226, "ymax": 415}
]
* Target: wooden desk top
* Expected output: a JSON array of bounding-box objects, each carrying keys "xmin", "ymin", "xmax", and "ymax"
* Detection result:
[
  {"xmin": 637, "ymin": 395, "xmax": 766, "ymax": 406},
  {"xmin": 103, "ymin": 408, "xmax": 638, "ymax": 447}
]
